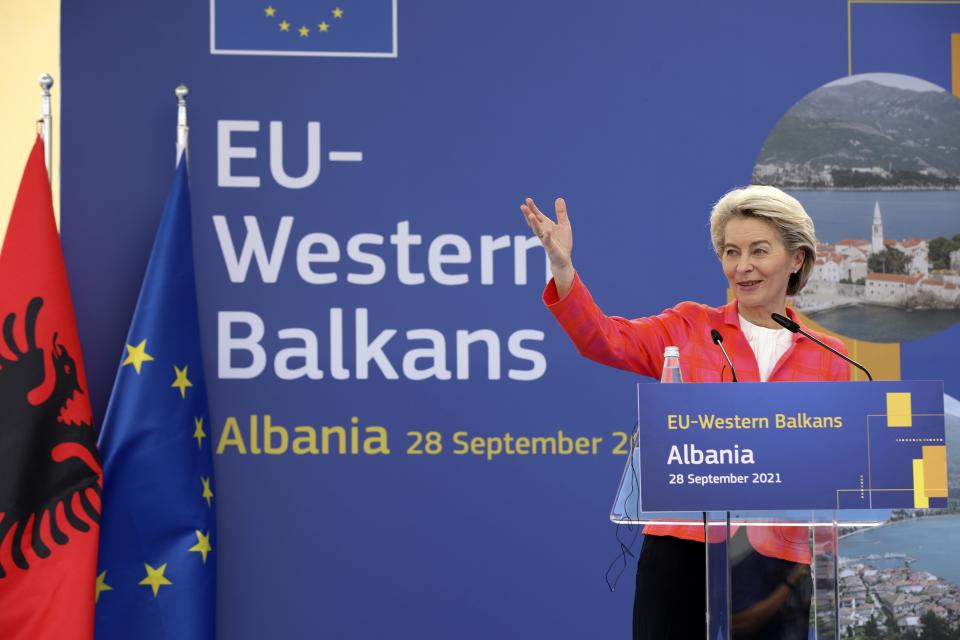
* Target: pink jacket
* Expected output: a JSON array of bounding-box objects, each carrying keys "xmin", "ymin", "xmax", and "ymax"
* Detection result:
[{"xmin": 544, "ymin": 273, "xmax": 850, "ymax": 563}]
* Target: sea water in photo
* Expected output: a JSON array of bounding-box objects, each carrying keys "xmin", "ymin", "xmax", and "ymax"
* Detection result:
[
  {"xmin": 838, "ymin": 515, "xmax": 960, "ymax": 634},
  {"xmin": 788, "ymin": 190, "xmax": 960, "ymax": 342}
]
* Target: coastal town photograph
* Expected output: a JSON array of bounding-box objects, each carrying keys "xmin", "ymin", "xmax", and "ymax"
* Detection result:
[
  {"xmin": 834, "ymin": 500, "xmax": 960, "ymax": 638},
  {"xmin": 790, "ymin": 197, "xmax": 960, "ymax": 343},
  {"xmin": 753, "ymin": 73, "xmax": 960, "ymax": 343},
  {"xmin": 752, "ymin": 72, "xmax": 960, "ymax": 638},
  {"xmin": 837, "ymin": 546, "xmax": 960, "ymax": 638}
]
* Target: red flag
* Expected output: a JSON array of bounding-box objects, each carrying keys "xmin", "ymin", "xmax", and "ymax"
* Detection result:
[{"xmin": 0, "ymin": 136, "xmax": 101, "ymax": 639}]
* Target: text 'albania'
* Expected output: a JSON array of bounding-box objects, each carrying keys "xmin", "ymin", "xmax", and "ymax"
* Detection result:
[{"xmin": 667, "ymin": 444, "xmax": 755, "ymax": 465}]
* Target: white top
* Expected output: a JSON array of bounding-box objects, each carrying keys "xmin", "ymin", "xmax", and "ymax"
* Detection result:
[{"xmin": 738, "ymin": 314, "xmax": 793, "ymax": 382}]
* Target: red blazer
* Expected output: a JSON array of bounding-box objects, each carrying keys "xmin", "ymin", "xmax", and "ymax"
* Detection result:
[{"xmin": 544, "ymin": 273, "xmax": 851, "ymax": 563}]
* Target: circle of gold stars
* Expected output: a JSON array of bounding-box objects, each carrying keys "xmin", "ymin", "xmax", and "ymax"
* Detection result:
[
  {"xmin": 96, "ymin": 342, "xmax": 216, "ymax": 606},
  {"xmin": 263, "ymin": 4, "xmax": 344, "ymax": 37}
]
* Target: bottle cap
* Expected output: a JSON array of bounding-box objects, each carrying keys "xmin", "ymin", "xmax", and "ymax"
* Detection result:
[{"xmin": 664, "ymin": 346, "xmax": 680, "ymax": 358}]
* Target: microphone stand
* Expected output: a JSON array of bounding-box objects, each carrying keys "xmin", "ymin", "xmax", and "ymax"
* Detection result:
[{"xmin": 770, "ymin": 313, "xmax": 873, "ymax": 381}]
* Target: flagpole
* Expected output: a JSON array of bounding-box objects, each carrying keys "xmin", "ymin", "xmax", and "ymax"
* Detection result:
[
  {"xmin": 39, "ymin": 73, "xmax": 53, "ymax": 184},
  {"xmin": 175, "ymin": 84, "xmax": 189, "ymax": 166}
]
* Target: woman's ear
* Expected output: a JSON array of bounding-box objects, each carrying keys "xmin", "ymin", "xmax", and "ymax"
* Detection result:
[{"xmin": 793, "ymin": 249, "xmax": 805, "ymax": 273}]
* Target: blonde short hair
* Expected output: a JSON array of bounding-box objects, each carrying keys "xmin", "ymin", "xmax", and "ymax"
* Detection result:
[{"xmin": 709, "ymin": 185, "xmax": 817, "ymax": 296}]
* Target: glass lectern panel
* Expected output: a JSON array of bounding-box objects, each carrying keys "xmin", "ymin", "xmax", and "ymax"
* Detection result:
[{"xmin": 613, "ymin": 440, "xmax": 878, "ymax": 639}]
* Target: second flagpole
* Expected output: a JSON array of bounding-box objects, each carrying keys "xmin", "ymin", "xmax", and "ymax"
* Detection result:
[
  {"xmin": 39, "ymin": 73, "xmax": 53, "ymax": 184},
  {"xmin": 176, "ymin": 84, "xmax": 189, "ymax": 166}
]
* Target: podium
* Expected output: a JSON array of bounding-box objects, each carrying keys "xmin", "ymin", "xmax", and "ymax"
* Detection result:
[{"xmin": 612, "ymin": 380, "xmax": 947, "ymax": 639}]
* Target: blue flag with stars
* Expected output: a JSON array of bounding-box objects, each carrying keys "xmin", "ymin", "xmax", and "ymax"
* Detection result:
[
  {"xmin": 94, "ymin": 159, "xmax": 215, "ymax": 640},
  {"xmin": 212, "ymin": 0, "xmax": 397, "ymax": 57}
]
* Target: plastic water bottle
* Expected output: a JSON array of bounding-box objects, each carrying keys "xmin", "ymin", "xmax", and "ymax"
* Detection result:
[{"xmin": 661, "ymin": 346, "xmax": 682, "ymax": 383}]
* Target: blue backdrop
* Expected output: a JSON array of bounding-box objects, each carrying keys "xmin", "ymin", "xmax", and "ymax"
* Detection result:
[{"xmin": 60, "ymin": 1, "xmax": 960, "ymax": 637}]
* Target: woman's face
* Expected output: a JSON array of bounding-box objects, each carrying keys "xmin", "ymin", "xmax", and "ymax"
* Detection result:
[{"xmin": 721, "ymin": 216, "xmax": 804, "ymax": 312}]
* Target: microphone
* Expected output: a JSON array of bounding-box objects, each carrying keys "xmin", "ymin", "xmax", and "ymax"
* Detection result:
[
  {"xmin": 709, "ymin": 329, "xmax": 738, "ymax": 382},
  {"xmin": 770, "ymin": 313, "xmax": 873, "ymax": 381}
]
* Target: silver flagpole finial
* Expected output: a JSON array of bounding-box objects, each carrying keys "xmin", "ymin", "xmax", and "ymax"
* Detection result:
[
  {"xmin": 175, "ymin": 84, "xmax": 189, "ymax": 165},
  {"xmin": 39, "ymin": 74, "xmax": 54, "ymax": 183}
]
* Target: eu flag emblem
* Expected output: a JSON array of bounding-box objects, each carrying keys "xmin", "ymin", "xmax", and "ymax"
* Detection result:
[
  {"xmin": 94, "ymin": 160, "xmax": 215, "ymax": 640},
  {"xmin": 212, "ymin": 0, "xmax": 398, "ymax": 57}
]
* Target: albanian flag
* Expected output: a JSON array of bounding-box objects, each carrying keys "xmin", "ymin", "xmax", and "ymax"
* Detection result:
[{"xmin": 0, "ymin": 136, "xmax": 101, "ymax": 639}]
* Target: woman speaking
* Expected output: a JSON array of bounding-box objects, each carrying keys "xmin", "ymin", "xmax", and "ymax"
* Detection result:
[{"xmin": 520, "ymin": 185, "xmax": 850, "ymax": 639}]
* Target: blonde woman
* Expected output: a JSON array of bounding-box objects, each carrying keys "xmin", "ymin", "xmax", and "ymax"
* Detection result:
[{"xmin": 521, "ymin": 185, "xmax": 848, "ymax": 639}]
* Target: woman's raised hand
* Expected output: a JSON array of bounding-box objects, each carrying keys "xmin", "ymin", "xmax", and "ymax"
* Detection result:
[
  {"xmin": 520, "ymin": 198, "xmax": 575, "ymax": 294},
  {"xmin": 520, "ymin": 197, "xmax": 572, "ymax": 268}
]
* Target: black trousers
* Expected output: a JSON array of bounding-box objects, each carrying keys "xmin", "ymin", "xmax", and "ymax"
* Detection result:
[{"xmin": 633, "ymin": 535, "xmax": 706, "ymax": 640}]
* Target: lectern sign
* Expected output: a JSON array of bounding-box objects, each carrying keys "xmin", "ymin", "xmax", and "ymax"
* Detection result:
[{"xmin": 635, "ymin": 381, "xmax": 948, "ymax": 512}]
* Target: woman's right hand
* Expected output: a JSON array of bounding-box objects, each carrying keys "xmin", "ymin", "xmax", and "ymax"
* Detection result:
[{"xmin": 520, "ymin": 197, "xmax": 575, "ymax": 295}]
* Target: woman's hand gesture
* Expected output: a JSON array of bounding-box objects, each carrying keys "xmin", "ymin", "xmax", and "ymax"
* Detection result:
[{"xmin": 520, "ymin": 197, "xmax": 575, "ymax": 294}]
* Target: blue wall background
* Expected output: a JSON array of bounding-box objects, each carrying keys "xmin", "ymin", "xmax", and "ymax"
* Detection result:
[{"xmin": 60, "ymin": 1, "xmax": 959, "ymax": 637}]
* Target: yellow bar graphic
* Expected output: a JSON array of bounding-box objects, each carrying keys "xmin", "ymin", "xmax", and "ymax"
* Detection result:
[
  {"xmin": 913, "ymin": 459, "xmax": 929, "ymax": 508},
  {"xmin": 922, "ymin": 445, "xmax": 948, "ymax": 498},
  {"xmin": 886, "ymin": 392, "xmax": 912, "ymax": 427},
  {"xmin": 953, "ymin": 34, "xmax": 960, "ymax": 98}
]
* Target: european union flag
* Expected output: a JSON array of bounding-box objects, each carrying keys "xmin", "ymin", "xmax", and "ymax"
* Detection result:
[
  {"xmin": 212, "ymin": 0, "xmax": 397, "ymax": 57},
  {"xmin": 94, "ymin": 160, "xmax": 215, "ymax": 640}
]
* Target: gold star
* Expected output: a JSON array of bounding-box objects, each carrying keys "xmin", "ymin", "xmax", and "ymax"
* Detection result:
[
  {"xmin": 189, "ymin": 530, "xmax": 213, "ymax": 564},
  {"xmin": 122, "ymin": 339, "xmax": 154, "ymax": 374},
  {"xmin": 172, "ymin": 365, "xmax": 192, "ymax": 398},
  {"xmin": 95, "ymin": 571, "xmax": 112, "ymax": 603},
  {"xmin": 264, "ymin": 5, "xmax": 276, "ymax": 17},
  {"xmin": 139, "ymin": 563, "xmax": 172, "ymax": 597},
  {"xmin": 201, "ymin": 477, "xmax": 214, "ymax": 508},
  {"xmin": 332, "ymin": 7, "xmax": 343, "ymax": 18},
  {"xmin": 318, "ymin": 21, "xmax": 330, "ymax": 32},
  {"xmin": 279, "ymin": 19, "xmax": 291, "ymax": 31},
  {"xmin": 194, "ymin": 417, "xmax": 207, "ymax": 448},
  {"xmin": 298, "ymin": 25, "xmax": 310, "ymax": 37}
]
